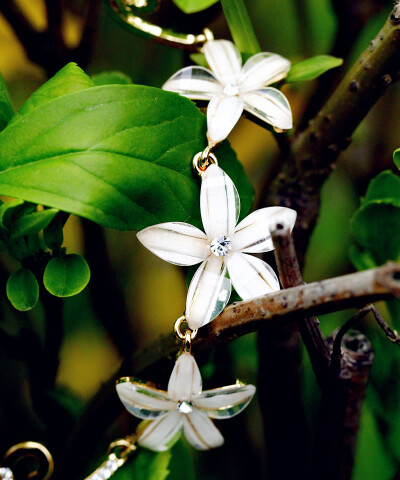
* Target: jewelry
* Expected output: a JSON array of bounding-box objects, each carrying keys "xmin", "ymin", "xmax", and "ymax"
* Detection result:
[
  {"xmin": 117, "ymin": 317, "xmax": 255, "ymax": 451},
  {"xmin": 84, "ymin": 436, "xmax": 137, "ymax": 480},
  {"xmin": 163, "ymin": 39, "xmax": 293, "ymax": 144},
  {"xmin": 111, "ymin": 0, "xmax": 297, "ymax": 458},
  {"xmin": 1, "ymin": 442, "xmax": 53, "ymax": 480}
]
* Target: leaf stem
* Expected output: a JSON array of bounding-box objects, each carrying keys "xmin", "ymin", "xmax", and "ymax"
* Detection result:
[{"xmin": 220, "ymin": 0, "xmax": 261, "ymax": 54}]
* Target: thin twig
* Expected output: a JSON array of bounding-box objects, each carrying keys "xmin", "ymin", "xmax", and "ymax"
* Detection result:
[
  {"xmin": 331, "ymin": 304, "xmax": 400, "ymax": 372},
  {"xmin": 265, "ymin": 4, "xmax": 400, "ymax": 266},
  {"xmin": 271, "ymin": 224, "xmax": 330, "ymax": 377}
]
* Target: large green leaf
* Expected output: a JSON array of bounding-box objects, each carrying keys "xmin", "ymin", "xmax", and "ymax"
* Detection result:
[
  {"xmin": 17, "ymin": 63, "xmax": 94, "ymax": 118},
  {"xmin": 91, "ymin": 71, "xmax": 133, "ymax": 86},
  {"xmin": 351, "ymin": 203, "xmax": 400, "ymax": 265},
  {"xmin": 0, "ymin": 72, "xmax": 14, "ymax": 131},
  {"xmin": 394, "ymin": 147, "xmax": 400, "ymax": 170},
  {"xmin": 173, "ymin": 0, "xmax": 219, "ymax": 13},
  {"xmin": 286, "ymin": 55, "xmax": 343, "ymax": 83},
  {"xmin": 0, "ymin": 84, "xmax": 253, "ymax": 230}
]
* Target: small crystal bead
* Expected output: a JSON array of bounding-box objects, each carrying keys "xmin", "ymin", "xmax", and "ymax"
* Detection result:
[
  {"xmin": 223, "ymin": 84, "xmax": 240, "ymax": 96},
  {"xmin": 210, "ymin": 236, "xmax": 231, "ymax": 257},
  {"xmin": 105, "ymin": 460, "xmax": 119, "ymax": 472},
  {"xmin": 0, "ymin": 468, "xmax": 13, "ymax": 480},
  {"xmin": 177, "ymin": 401, "xmax": 193, "ymax": 414}
]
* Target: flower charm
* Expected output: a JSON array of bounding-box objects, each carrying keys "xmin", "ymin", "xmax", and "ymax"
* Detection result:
[
  {"xmin": 137, "ymin": 164, "xmax": 296, "ymax": 329},
  {"xmin": 162, "ymin": 39, "xmax": 292, "ymax": 144},
  {"xmin": 116, "ymin": 352, "xmax": 255, "ymax": 451}
]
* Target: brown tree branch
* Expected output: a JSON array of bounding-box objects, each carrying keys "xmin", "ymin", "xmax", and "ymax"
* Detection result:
[
  {"xmin": 266, "ymin": 4, "xmax": 400, "ymax": 266},
  {"xmin": 271, "ymin": 224, "xmax": 330, "ymax": 377},
  {"xmin": 313, "ymin": 329, "xmax": 374, "ymax": 480},
  {"xmin": 59, "ymin": 262, "xmax": 400, "ymax": 475}
]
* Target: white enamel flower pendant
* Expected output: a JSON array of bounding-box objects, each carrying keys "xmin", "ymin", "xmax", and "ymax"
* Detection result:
[
  {"xmin": 163, "ymin": 39, "xmax": 293, "ymax": 144},
  {"xmin": 116, "ymin": 352, "xmax": 256, "ymax": 451},
  {"xmin": 137, "ymin": 164, "xmax": 297, "ymax": 330}
]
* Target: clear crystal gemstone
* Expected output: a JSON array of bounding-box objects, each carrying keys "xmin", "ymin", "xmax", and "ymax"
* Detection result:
[
  {"xmin": 105, "ymin": 460, "xmax": 119, "ymax": 472},
  {"xmin": 223, "ymin": 84, "xmax": 240, "ymax": 96},
  {"xmin": 177, "ymin": 401, "xmax": 193, "ymax": 414},
  {"xmin": 210, "ymin": 236, "xmax": 231, "ymax": 257},
  {"xmin": 0, "ymin": 468, "xmax": 13, "ymax": 480}
]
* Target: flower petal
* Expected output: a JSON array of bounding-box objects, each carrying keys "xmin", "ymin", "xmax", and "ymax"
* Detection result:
[
  {"xmin": 226, "ymin": 252, "xmax": 280, "ymax": 299},
  {"xmin": 243, "ymin": 87, "xmax": 292, "ymax": 130},
  {"xmin": 239, "ymin": 53, "xmax": 291, "ymax": 92},
  {"xmin": 116, "ymin": 379, "xmax": 175, "ymax": 419},
  {"xmin": 231, "ymin": 207, "xmax": 297, "ymax": 253},
  {"xmin": 200, "ymin": 164, "xmax": 240, "ymax": 238},
  {"xmin": 168, "ymin": 352, "xmax": 202, "ymax": 402},
  {"xmin": 186, "ymin": 255, "xmax": 231, "ymax": 330},
  {"xmin": 207, "ymin": 94, "xmax": 244, "ymax": 144},
  {"xmin": 162, "ymin": 66, "xmax": 223, "ymax": 100},
  {"xmin": 194, "ymin": 383, "xmax": 256, "ymax": 419},
  {"xmin": 203, "ymin": 40, "xmax": 242, "ymax": 86},
  {"xmin": 138, "ymin": 411, "xmax": 183, "ymax": 452},
  {"xmin": 183, "ymin": 409, "xmax": 224, "ymax": 450},
  {"xmin": 137, "ymin": 222, "xmax": 209, "ymax": 266}
]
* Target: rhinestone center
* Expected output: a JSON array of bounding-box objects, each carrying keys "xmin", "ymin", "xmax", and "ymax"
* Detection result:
[
  {"xmin": 177, "ymin": 401, "xmax": 193, "ymax": 414},
  {"xmin": 223, "ymin": 84, "xmax": 240, "ymax": 96},
  {"xmin": 210, "ymin": 236, "xmax": 231, "ymax": 257}
]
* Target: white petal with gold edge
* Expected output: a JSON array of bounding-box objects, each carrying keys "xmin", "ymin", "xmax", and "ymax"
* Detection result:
[
  {"xmin": 243, "ymin": 87, "xmax": 292, "ymax": 130},
  {"xmin": 116, "ymin": 380, "xmax": 175, "ymax": 419},
  {"xmin": 239, "ymin": 53, "xmax": 291, "ymax": 92},
  {"xmin": 183, "ymin": 409, "xmax": 224, "ymax": 450},
  {"xmin": 226, "ymin": 252, "xmax": 280, "ymax": 300},
  {"xmin": 194, "ymin": 383, "xmax": 256, "ymax": 419},
  {"xmin": 137, "ymin": 222, "xmax": 209, "ymax": 266},
  {"xmin": 138, "ymin": 411, "xmax": 183, "ymax": 452},
  {"xmin": 231, "ymin": 207, "xmax": 297, "ymax": 253},
  {"xmin": 207, "ymin": 95, "xmax": 243, "ymax": 144},
  {"xmin": 168, "ymin": 353, "xmax": 202, "ymax": 402},
  {"xmin": 186, "ymin": 256, "xmax": 231, "ymax": 330},
  {"xmin": 200, "ymin": 164, "xmax": 240, "ymax": 238},
  {"xmin": 203, "ymin": 40, "xmax": 242, "ymax": 86},
  {"xmin": 162, "ymin": 66, "xmax": 223, "ymax": 100}
]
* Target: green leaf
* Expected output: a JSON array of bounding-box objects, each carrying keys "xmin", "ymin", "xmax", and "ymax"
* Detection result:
[
  {"xmin": 43, "ymin": 211, "xmax": 70, "ymax": 250},
  {"xmin": 0, "ymin": 84, "xmax": 253, "ymax": 230},
  {"xmin": 17, "ymin": 63, "xmax": 94, "ymax": 118},
  {"xmin": 394, "ymin": 147, "xmax": 400, "ymax": 170},
  {"xmin": 6, "ymin": 268, "xmax": 39, "ymax": 311},
  {"xmin": 43, "ymin": 254, "xmax": 90, "ymax": 297},
  {"xmin": 220, "ymin": 0, "xmax": 261, "ymax": 54},
  {"xmin": 0, "ymin": 200, "xmax": 36, "ymax": 231},
  {"xmin": 172, "ymin": 0, "xmax": 219, "ymax": 13},
  {"xmin": 115, "ymin": 449, "xmax": 171, "ymax": 480},
  {"xmin": 189, "ymin": 53, "xmax": 208, "ymax": 68},
  {"xmin": 10, "ymin": 208, "xmax": 59, "ymax": 240},
  {"xmin": 0, "ymin": 72, "xmax": 14, "ymax": 131},
  {"xmin": 91, "ymin": 71, "xmax": 133, "ymax": 86},
  {"xmin": 349, "ymin": 244, "xmax": 378, "ymax": 271},
  {"xmin": 351, "ymin": 203, "xmax": 400, "ymax": 265},
  {"xmin": 286, "ymin": 55, "xmax": 343, "ymax": 83},
  {"xmin": 362, "ymin": 170, "xmax": 400, "ymax": 206}
]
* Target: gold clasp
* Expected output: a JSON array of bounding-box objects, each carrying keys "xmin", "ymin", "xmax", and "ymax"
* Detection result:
[
  {"xmin": 192, "ymin": 145, "xmax": 218, "ymax": 176},
  {"xmin": 174, "ymin": 315, "xmax": 198, "ymax": 353},
  {"xmin": 3, "ymin": 442, "xmax": 54, "ymax": 480},
  {"xmin": 108, "ymin": 0, "xmax": 214, "ymax": 49}
]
